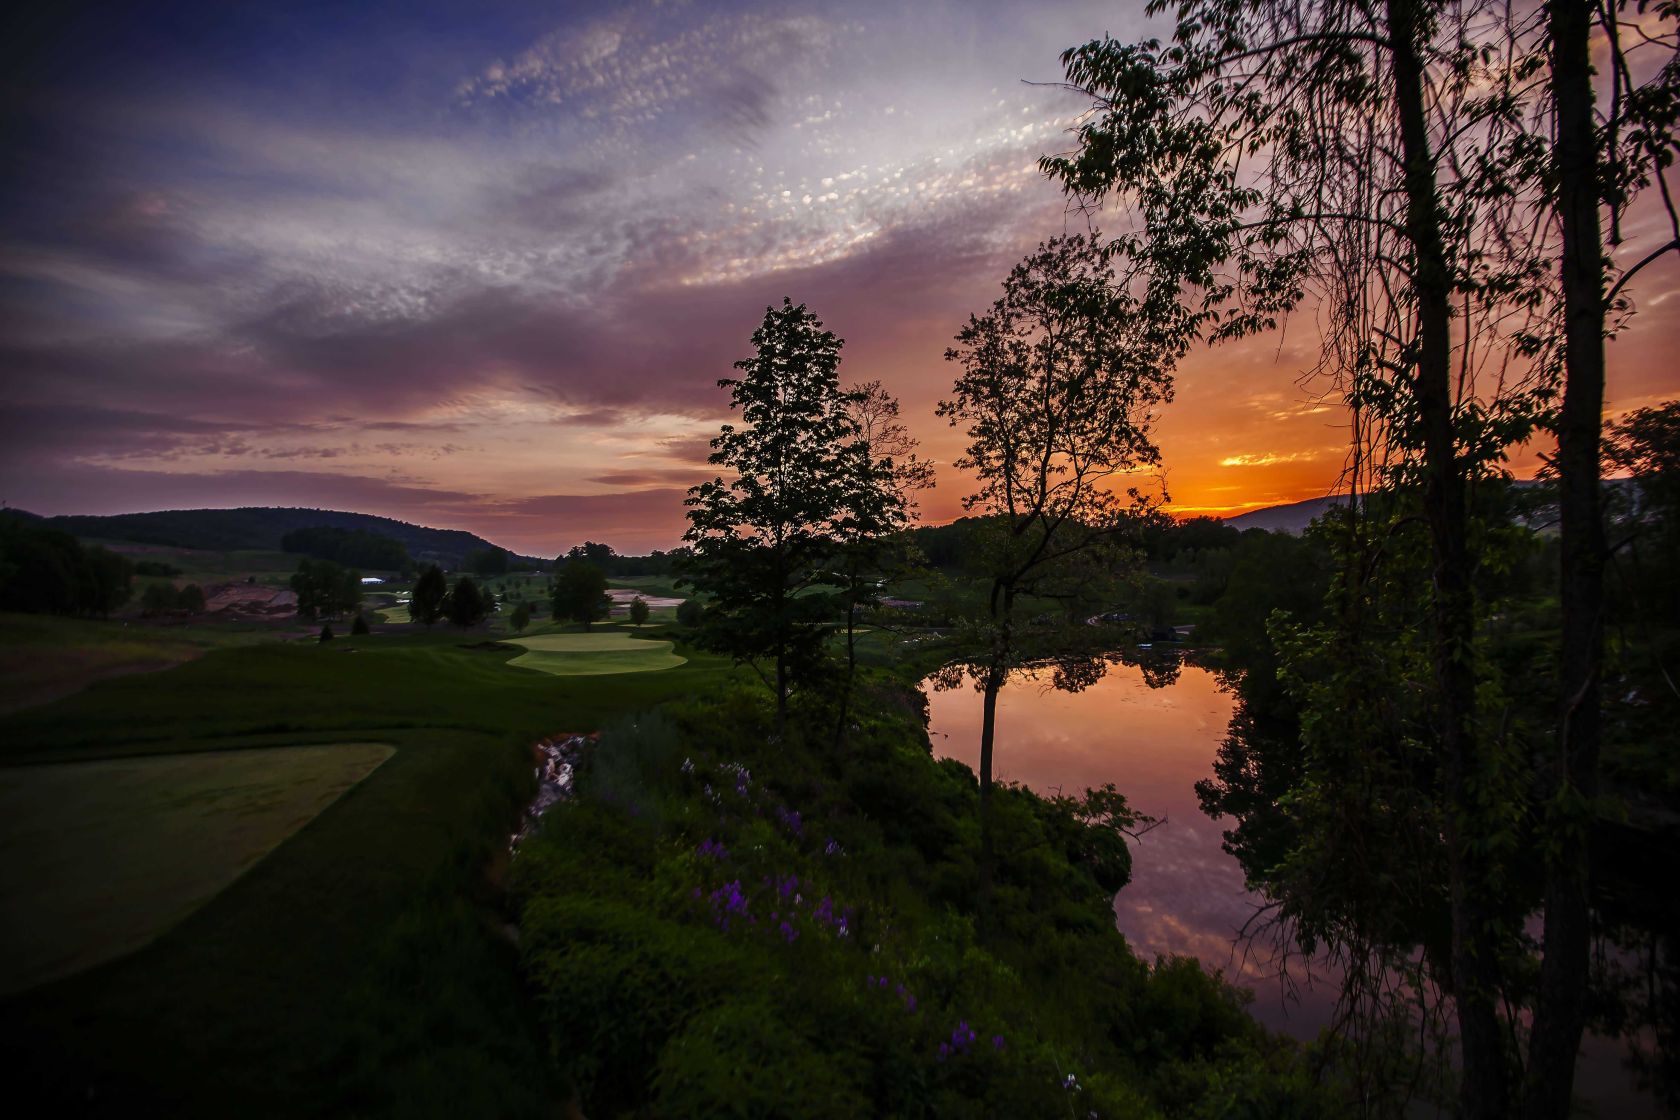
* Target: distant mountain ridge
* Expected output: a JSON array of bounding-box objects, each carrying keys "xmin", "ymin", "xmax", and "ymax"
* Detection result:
[
  {"xmin": 1220, "ymin": 495, "xmax": 1348, "ymax": 534},
  {"xmin": 20, "ymin": 507, "xmax": 537, "ymax": 568}
]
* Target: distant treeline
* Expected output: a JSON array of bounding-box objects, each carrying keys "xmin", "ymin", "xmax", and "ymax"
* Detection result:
[
  {"xmin": 0, "ymin": 514, "xmax": 133, "ymax": 617},
  {"xmin": 556, "ymin": 541, "xmax": 686, "ymax": 576},
  {"xmin": 281, "ymin": 526, "xmax": 411, "ymax": 571},
  {"xmin": 907, "ymin": 514, "xmax": 1247, "ymax": 574}
]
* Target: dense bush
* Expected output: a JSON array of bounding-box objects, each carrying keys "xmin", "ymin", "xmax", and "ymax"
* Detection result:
[
  {"xmin": 291, "ymin": 557, "xmax": 363, "ymax": 619},
  {"xmin": 0, "ymin": 517, "xmax": 133, "ymax": 617},
  {"xmin": 513, "ymin": 680, "xmax": 1323, "ymax": 1117}
]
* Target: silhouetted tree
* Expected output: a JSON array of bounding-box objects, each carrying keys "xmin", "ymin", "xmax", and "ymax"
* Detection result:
[
  {"xmin": 628, "ymin": 596, "xmax": 649, "ymax": 626},
  {"xmin": 409, "ymin": 564, "xmax": 447, "ymax": 627},
  {"xmin": 447, "ymin": 575, "xmax": 489, "ymax": 627},
  {"xmin": 509, "ymin": 600, "xmax": 532, "ymax": 633},
  {"xmin": 938, "ymin": 234, "xmax": 1174, "ymax": 927},
  {"xmin": 675, "ymin": 597, "xmax": 704, "ymax": 628},
  {"xmin": 681, "ymin": 298, "xmax": 858, "ymax": 733},
  {"xmin": 831, "ymin": 379, "xmax": 928, "ymax": 747},
  {"xmin": 290, "ymin": 558, "xmax": 361, "ymax": 621},
  {"xmin": 552, "ymin": 560, "xmax": 610, "ymax": 630},
  {"xmin": 350, "ymin": 611, "xmax": 370, "ymax": 636}
]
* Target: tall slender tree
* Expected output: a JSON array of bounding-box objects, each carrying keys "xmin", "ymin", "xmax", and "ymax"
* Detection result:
[
  {"xmin": 829, "ymin": 380, "xmax": 930, "ymax": 748},
  {"xmin": 1043, "ymin": 4, "xmax": 1554, "ymax": 1110},
  {"xmin": 1045, "ymin": 2, "xmax": 1679, "ymax": 1114},
  {"xmin": 1526, "ymin": 5, "xmax": 1679, "ymax": 1115},
  {"xmin": 681, "ymin": 298, "xmax": 858, "ymax": 734},
  {"xmin": 938, "ymin": 234, "xmax": 1175, "ymax": 927}
]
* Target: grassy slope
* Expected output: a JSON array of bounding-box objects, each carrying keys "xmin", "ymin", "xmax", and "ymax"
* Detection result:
[
  {"xmin": 0, "ymin": 613, "xmax": 301, "ymax": 714},
  {"xmin": 0, "ymin": 743, "xmax": 393, "ymax": 994},
  {"xmin": 0, "ymin": 620, "xmax": 742, "ymax": 1117}
]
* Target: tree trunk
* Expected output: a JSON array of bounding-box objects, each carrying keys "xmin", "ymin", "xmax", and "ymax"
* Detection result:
[
  {"xmin": 1525, "ymin": 4, "xmax": 1606, "ymax": 1116},
  {"xmin": 835, "ymin": 597, "xmax": 858, "ymax": 752},
  {"xmin": 775, "ymin": 649, "xmax": 788, "ymax": 737},
  {"xmin": 976, "ymin": 581, "xmax": 1015, "ymax": 939},
  {"xmin": 1387, "ymin": 1, "xmax": 1510, "ymax": 1114},
  {"xmin": 977, "ymin": 657, "xmax": 1001, "ymax": 937}
]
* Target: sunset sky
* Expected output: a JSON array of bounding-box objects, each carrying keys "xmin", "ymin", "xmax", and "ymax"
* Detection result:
[{"xmin": 3, "ymin": 0, "xmax": 1676, "ymax": 555}]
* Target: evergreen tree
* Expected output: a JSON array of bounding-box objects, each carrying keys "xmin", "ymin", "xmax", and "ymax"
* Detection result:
[
  {"xmin": 627, "ymin": 596, "xmax": 649, "ymax": 627},
  {"xmin": 447, "ymin": 575, "xmax": 489, "ymax": 627},
  {"xmin": 509, "ymin": 600, "xmax": 532, "ymax": 633},
  {"xmin": 409, "ymin": 564, "xmax": 447, "ymax": 627},
  {"xmin": 680, "ymin": 298, "xmax": 858, "ymax": 732}
]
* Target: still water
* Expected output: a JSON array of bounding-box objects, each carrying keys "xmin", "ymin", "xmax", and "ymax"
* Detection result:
[
  {"xmin": 923, "ymin": 659, "xmax": 1337, "ymax": 1034},
  {"xmin": 924, "ymin": 659, "xmax": 1663, "ymax": 1115}
]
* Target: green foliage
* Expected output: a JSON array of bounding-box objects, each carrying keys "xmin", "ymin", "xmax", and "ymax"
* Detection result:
[
  {"xmin": 290, "ymin": 557, "xmax": 363, "ymax": 620},
  {"xmin": 514, "ymin": 685, "xmax": 1326, "ymax": 1118},
  {"xmin": 681, "ymin": 298, "xmax": 860, "ymax": 722},
  {"xmin": 445, "ymin": 575, "xmax": 490, "ymax": 628},
  {"xmin": 0, "ymin": 614, "xmax": 738, "ymax": 1116},
  {"xmin": 676, "ymin": 596, "xmax": 705, "ymax": 628},
  {"xmin": 0, "ymin": 517, "xmax": 133, "ymax": 617},
  {"xmin": 409, "ymin": 564, "xmax": 447, "ymax": 626},
  {"xmin": 551, "ymin": 560, "xmax": 610, "ymax": 629},
  {"xmin": 133, "ymin": 559, "xmax": 182, "ymax": 577},
  {"xmin": 628, "ymin": 596, "xmax": 650, "ymax": 626},
  {"xmin": 282, "ymin": 525, "xmax": 410, "ymax": 571},
  {"xmin": 509, "ymin": 600, "xmax": 532, "ymax": 633}
]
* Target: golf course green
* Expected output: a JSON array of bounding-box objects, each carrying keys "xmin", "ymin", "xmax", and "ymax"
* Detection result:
[{"xmin": 505, "ymin": 631, "xmax": 686, "ymax": 676}]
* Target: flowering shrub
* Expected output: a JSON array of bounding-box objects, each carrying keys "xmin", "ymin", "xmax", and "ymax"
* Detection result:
[{"xmin": 514, "ymin": 682, "xmax": 1327, "ymax": 1119}]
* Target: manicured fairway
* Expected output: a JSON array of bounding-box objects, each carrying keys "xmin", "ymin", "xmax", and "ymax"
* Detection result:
[
  {"xmin": 0, "ymin": 742, "xmax": 393, "ymax": 995},
  {"xmin": 505, "ymin": 631, "xmax": 686, "ymax": 676}
]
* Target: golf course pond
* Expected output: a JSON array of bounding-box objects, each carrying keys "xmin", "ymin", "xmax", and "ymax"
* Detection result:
[{"xmin": 924, "ymin": 659, "xmax": 1664, "ymax": 1115}]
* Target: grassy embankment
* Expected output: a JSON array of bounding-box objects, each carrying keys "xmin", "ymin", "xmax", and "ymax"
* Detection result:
[
  {"xmin": 514, "ymin": 677, "xmax": 1326, "ymax": 1117},
  {"xmin": 0, "ymin": 609, "xmax": 738, "ymax": 1118}
]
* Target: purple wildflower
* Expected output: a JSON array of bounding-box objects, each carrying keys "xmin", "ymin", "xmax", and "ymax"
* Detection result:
[
  {"xmin": 824, "ymin": 837, "xmax": 843, "ymax": 856},
  {"xmin": 992, "ymin": 1035, "xmax": 1005, "ymax": 1052},
  {"xmin": 780, "ymin": 921, "xmax": 798, "ymax": 942},
  {"xmin": 706, "ymin": 879, "xmax": 750, "ymax": 931}
]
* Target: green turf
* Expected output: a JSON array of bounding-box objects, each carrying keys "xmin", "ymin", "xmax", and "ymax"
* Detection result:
[
  {"xmin": 0, "ymin": 612, "xmax": 298, "ymax": 714},
  {"xmin": 505, "ymin": 631, "xmax": 687, "ymax": 676},
  {"xmin": 0, "ymin": 625, "xmax": 743, "ymax": 1115},
  {"xmin": 0, "ymin": 743, "xmax": 393, "ymax": 996}
]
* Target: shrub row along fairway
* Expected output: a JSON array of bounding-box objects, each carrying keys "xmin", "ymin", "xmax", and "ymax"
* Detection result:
[
  {"xmin": 506, "ymin": 631, "xmax": 686, "ymax": 676},
  {"xmin": 0, "ymin": 743, "xmax": 393, "ymax": 995}
]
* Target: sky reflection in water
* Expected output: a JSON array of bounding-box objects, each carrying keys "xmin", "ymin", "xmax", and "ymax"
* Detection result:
[
  {"xmin": 924, "ymin": 662, "xmax": 1655, "ymax": 1112},
  {"xmin": 927, "ymin": 661, "xmax": 1344, "ymax": 1036}
]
